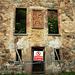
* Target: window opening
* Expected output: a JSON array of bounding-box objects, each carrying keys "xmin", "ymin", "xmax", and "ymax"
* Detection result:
[
  {"xmin": 15, "ymin": 8, "xmax": 26, "ymax": 33},
  {"xmin": 48, "ymin": 10, "xmax": 59, "ymax": 34},
  {"xmin": 16, "ymin": 49, "xmax": 22, "ymax": 61},
  {"xmin": 54, "ymin": 49, "xmax": 60, "ymax": 60}
]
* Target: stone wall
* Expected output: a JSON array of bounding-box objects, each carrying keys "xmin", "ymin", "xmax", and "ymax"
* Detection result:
[{"xmin": 0, "ymin": 0, "xmax": 75, "ymax": 74}]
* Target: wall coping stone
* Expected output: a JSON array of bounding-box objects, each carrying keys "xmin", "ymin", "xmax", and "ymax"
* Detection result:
[{"xmin": 14, "ymin": 33, "xmax": 28, "ymax": 36}]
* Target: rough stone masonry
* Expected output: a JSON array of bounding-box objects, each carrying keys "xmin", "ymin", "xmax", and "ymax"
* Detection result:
[{"xmin": 0, "ymin": 0, "xmax": 75, "ymax": 74}]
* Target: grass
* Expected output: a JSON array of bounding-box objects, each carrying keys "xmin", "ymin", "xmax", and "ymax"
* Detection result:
[
  {"xmin": 1, "ymin": 72, "xmax": 75, "ymax": 75},
  {"xmin": 58, "ymin": 72, "xmax": 75, "ymax": 75},
  {"xmin": 47, "ymin": 72, "xmax": 75, "ymax": 75}
]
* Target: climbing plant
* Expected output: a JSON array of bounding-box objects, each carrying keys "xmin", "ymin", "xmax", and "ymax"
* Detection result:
[
  {"xmin": 48, "ymin": 17, "xmax": 58, "ymax": 34},
  {"xmin": 15, "ymin": 9, "xmax": 26, "ymax": 33}
]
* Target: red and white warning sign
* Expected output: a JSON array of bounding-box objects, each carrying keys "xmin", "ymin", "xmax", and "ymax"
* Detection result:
[{"xmin": 34, "ymin": 51, "xmax": 43, "ymax": 61}]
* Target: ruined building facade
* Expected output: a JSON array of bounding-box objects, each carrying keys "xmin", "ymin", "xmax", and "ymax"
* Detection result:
[{"xmin": 0, "ymin": 0, "xmax": 75, "ymax": 74}]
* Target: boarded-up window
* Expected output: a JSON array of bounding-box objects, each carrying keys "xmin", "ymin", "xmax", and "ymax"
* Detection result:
[
  {"xmin": 32, "ymin": 10, "xmax": 43, "ymax": 28},
  {"xmin": 16, "ymin": 49, "xmax": 22, "ymax": 61},
  {"xmin": 54, "ymin": 49, "xmax": 60, "ymax": 60},
  {"xmin": 48, "ymin": 10, "xmax": 59, "ymax": 34}
]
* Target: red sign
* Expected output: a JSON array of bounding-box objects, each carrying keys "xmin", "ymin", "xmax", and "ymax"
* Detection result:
[{"xmin": 34, "ymin": 51, "xmax": 43, "ymax": 61}]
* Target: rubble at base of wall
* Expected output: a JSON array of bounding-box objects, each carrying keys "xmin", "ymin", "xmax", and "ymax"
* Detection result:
[
  {"xmin": 0, "ymin": 62, "xmax": 25, "ymax": 74},
  {"xmin": 0, "ymin": 60, "xmax": 75, "ymax": 74}
]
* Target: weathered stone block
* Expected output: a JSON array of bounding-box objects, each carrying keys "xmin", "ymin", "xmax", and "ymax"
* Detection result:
[
  {"xmin": 1, "ymin": 54, "xmax": 6, "ymax": 57},
  {"xmin": 2, "ymin": 49, "xmax": 10, "ymax": 53}
]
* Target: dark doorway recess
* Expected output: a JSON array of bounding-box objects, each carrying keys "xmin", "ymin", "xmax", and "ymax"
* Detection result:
[
  {"xmin": 16, "ymin": 49, "xmax": 22, "ymax": 61},
  {"xmin": 32, "ymin": 47, "xmax": 45, "ymax": 74}
]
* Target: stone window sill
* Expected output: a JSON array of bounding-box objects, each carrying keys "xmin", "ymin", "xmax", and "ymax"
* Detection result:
[
  {"xmin": 48, "ymin": 34, "xmax": 61, "ymax": 36},
  {"xmin": 32, "ymin": 27, "xmax": 44, "ymax": 29},
  {"xmin": 14, "ymin": 33, "xmax": 28, "ymax": 36}
]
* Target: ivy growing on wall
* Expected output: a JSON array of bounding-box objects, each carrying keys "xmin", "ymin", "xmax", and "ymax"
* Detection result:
[
  {"xmin": 15, "ymin": 9, "xmax": 26, "ymax": 33},
  {"xmin": 48, "ymin": 17, "xmax": 58, "ymax": 34}
]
